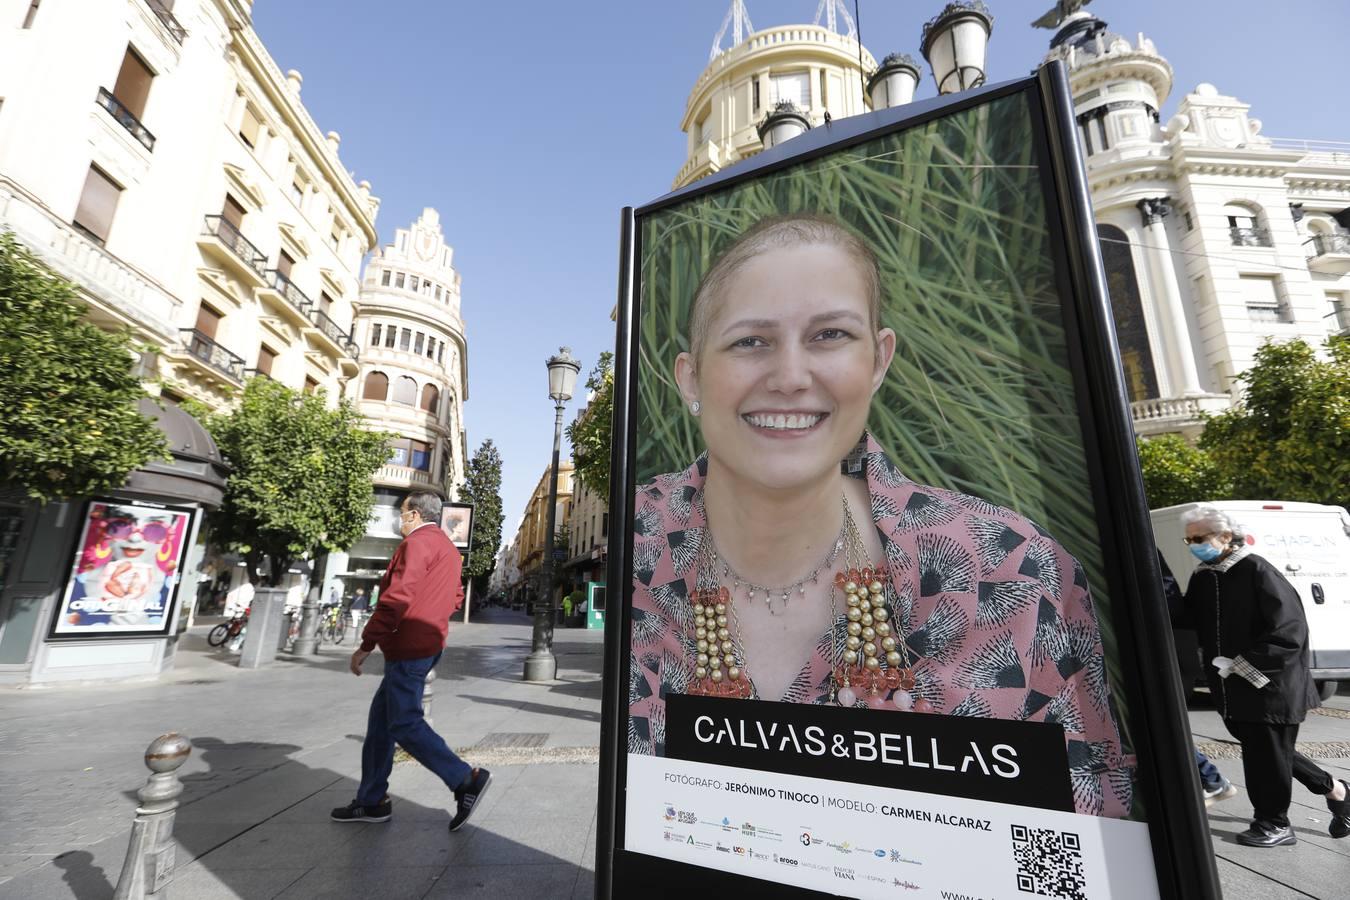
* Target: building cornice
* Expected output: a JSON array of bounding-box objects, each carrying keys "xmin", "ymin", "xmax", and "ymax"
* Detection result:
[
  {"xmin": 227, "ymin": 25, "xmax": 378, "ymax": 248},
  {"xmin": 1169, "ymin": 144, "xmax": 1304, "ymax": 179}
]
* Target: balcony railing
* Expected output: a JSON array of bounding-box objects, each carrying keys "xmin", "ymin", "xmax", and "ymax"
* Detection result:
[
  {"xmin": 202, "ymin": 215, "xmax": 267, "ymax": 279},
  {"xmin": 144, "ymin": 0, "xmax": 186, "ymax": 44},
  {"xmin": 1229, "ymin": 226, "xmax": 1273, "ymax": 248},
  {"xmin": 95, "ymin": 88, "xmax": 155, "ymax": 151},
  {"xmin": 180, "ymin": 329, "xmax": 244, "ymax": 381},
  {"xmin": 308, "ymin": 307, "xmax": 358, "ymax": 361},
  {"xmin": 243, "ymin": 368, "xmax": 273, "ymax": 381},
  {"xmin": 264, "ymin": 269, "xmax": 312, "ymax": 316},
  {"xmin": 1307, "ymin": 233, "xmax": 1350, "ymax": 258}
]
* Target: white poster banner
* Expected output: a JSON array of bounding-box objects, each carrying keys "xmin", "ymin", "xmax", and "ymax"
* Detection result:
[{"xmin": 625, "ymin": 754, "xmax": 1158, "ymax": 900}]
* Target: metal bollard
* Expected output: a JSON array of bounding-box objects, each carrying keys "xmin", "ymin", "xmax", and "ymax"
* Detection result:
[
  {"xmin": 113, "ymin": 733, "xmax": 191, "ymax": 900},
  {"xmin": 423, "ymin": 666, "xmax": 437, "ymax": 728}
]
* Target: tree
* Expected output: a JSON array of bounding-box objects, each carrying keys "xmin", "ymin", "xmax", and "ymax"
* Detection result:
[
  {"xmin": 1200, "ymin": 336, "xmax": 1350, "ymax": 507},
  {"xmin": 0, "ymin": 232, "xmax": 165, "ymax": 502},
  {"xmin": 458, "ymin": 439, "xmax": 504, "ymax": 597},
  {"xmin": 1135, "ymin": 434, "xmax": 1233, "ymax": 509},
  {"xmin": 565, "ymin": 350, "xmax": 613, "ymax": 497},
  {"xmin": 189, "ymin": 378, "xmax": 390, "ymax": 586}
]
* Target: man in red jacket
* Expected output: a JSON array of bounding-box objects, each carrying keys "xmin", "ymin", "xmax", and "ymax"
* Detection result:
[{"xmin": 331, "ymin": 491, "xmax": 491, "ymax": 832}]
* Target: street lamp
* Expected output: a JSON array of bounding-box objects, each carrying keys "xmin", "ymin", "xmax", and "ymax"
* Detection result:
[
  {"xmin": 866, "ymin": 53, "xmax": 923, "ymax": 110},
  {"xmin": 756, "ymin": 100, "xmax": 812, "ymax": 150},
  {"xmin": 920, "ymin": 1, "xmax": 994, "ymax": 95},
  {"xmin": 523, "ymin": 346, "xmax": 581, "ymax": 682}
]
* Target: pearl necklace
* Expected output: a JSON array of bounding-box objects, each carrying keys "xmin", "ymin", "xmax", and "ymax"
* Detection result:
[{"xmin": 686, "ymin": 496, "xmax": 929, "ymax": 712}]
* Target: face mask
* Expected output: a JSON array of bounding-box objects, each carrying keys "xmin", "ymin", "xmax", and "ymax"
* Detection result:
[{"xmin": 1190, "ymin": 543, "xmax": 1222, "ymax": 563}]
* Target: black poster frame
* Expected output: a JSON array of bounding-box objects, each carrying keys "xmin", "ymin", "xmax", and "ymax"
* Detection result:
[{"xmin": 596, "ymin": 61, "xmax": 1220, "ymax": 899}]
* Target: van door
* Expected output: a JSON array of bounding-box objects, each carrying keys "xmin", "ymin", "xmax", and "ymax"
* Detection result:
[{"xmin": 1237, "ymin": 509, "xmax": 1350, "ymax": 675}]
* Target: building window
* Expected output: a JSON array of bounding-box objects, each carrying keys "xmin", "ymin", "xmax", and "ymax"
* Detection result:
[
  {"xmin": 370, "ymin": 324, "xmax": 382, "ymax": 347},
  {"xmin": 276, "ymin": 248, "xmax": 294, "ymax": 279},
  {"xmin": 395, "ymin": 272, "xmax": 405, "ymax": 289},
  {"xmin": 21, "ymin": 0, "xmax": 40, "ymax": 28},
  {"xmin": 222, "ymin": 194, "xmax": 245, "ymax": 229},
  {"xmin": 1097, "ymin": 224, "xmax": 1159, "ymax": 402},
  {"xmin": 392, "ymin": 375, "xmax": 417, "ymax": 405},
  {"xmin": 111, "ymin": 46, "xmax": 154, "ymax": 121},
  {"xmin": 1327, "ymin": 292, "xmax": 1350, "ymax": 334},
  {"xmin": 388, "ymin": 440, "xmax": 409, "ymax": 467},
  {"xmin": 304, "ymin": 376, "xmax": 319, "ymax": 394},
  {"xmin": 426, "ymin": 337, "xmax": 437, "ymax": 359},
  {"xmin": 381, "ymin": 269, "xmax": 391, "ymax": 286},
  {"xmin": 399, "ymin": 328, "xmax": 411, "ymax": 351},
  {"xmin": 437, "ymin": 343, "xmax": 445, "ymax": 365},
  {"xmin": 384, "ymin": 326, "xmax": 396, "ymax": 349},
  {"xmin": 420, "ymin": 383, "xmax": 439, "ymax": 413},
  {"xmin": 820, "ymin": 69, "xmax": 828, "ymax": 107},
  {"xmin": 1240, "ymin": 274, "xmax": 1290, "ymax": 323},
  {"xmin": 752, "ymin": 79, "xmax": 760, "ymax": 112},
  {"xmin": 414, "ymin": 332, "xmax": 425, "ymax": 355},
  {"xmin": 435, "ymin": 285, "xmax": 442, "ymax": 300},
  {"xmin": 195, "ymin": 303, "xmax": 223, "ymax": 340},
  {"xmin": 1095, "ymin": 116, "xmax": 1109, "ymax": 152},
  {"xmin": 409, "ymin": 275, "xmax": 419, "ymax": 293},
  {"xmin": 319, "ymin": 291, "xmax": 334, "ymax": 315},
  {"xmin": 770, "ymin": 72, "xmax": 808, "ymax": 107},
  {"xmin": 409, "ymin": 440, "xmax": 431, "ymax": 471},
  {"xmin": 255, "ymin": 345, "xmax": 276, "ymax": 376},
  {"xmin": 362, "ymin": 371, "xmax": 389, "ymax": 401},
  {"xmin": 238, "ymin": 104, "xmax": 262, "ymax": 149},
  {"xmin": 1225, "ymin": 204, "xmax": 1272, "ymax": 247},
  {"xmin": 73, "ymin": 165, "xmax": 122, "ymax": 245}
]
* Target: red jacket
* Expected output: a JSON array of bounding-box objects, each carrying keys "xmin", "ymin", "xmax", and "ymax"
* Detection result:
[{"xmin": 360, "ymin": 523, "xmax": 463, "ymax": 660}]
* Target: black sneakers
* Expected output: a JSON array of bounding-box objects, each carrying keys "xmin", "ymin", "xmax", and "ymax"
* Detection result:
[
  {"xmin": 449, "ymin": 767, "xmax": 492, "ymax": 832},
  {"xmin": 330, "ymin": 798, "xmax": 392, "ymax": 823},
  {"xmin": 1329, "ymin": 779, "xmax": 1350, "ymax": 839},
  {"xmin": 1235, "ymin": 822, "xmax": 1296, "ymax": 848}
]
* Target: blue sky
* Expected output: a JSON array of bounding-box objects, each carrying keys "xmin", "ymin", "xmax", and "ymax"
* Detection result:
[{"xmin": 251, "ymin": 0, "xmax": 1348, "ymax": 543}]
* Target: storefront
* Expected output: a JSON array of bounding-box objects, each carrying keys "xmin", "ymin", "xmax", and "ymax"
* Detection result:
[{"xmin": 0, "ymin": 399, "xmax": 228, "ymax": 685}]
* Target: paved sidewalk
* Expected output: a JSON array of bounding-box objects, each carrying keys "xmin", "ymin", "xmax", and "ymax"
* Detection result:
[
  {"xmin": 2, "ymin": 608, "xmax": 1349, "ymax": 898},
  {"xmin": 0, "ymin": 609, "xmax": 602, "ymax": 899}
]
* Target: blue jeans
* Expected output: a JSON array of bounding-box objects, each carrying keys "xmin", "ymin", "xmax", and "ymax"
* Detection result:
[
  {"xmin": 1196, "ymin": 749, "xmax": 1226, "ymax": 790},
  {"xmin": 357, "ymin": 653, "xmax": 471, "ymax": 806}
]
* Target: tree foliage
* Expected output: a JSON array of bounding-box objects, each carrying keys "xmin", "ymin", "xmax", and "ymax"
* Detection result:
[
  {"xmin": 458, "ymin": 439, "xmax": 504, "ymax": 595},
  {"xmin": 189, "ymin": 378, "xmax": 390, "ymax": 586},
  {"xmin": 1200, "ymin": 337, "xmax": 1350, "ymax": 507},
  {"xmin": 565, "ymin": 351, "xmax": 613, "ymax": 498},
  {"xmin": 1136, "ymin": 434, "xmax": 1233, "ymax": 509},
  {"xmin": 0, "ymin": 232, "xmax": 165, "ymax": 502}
]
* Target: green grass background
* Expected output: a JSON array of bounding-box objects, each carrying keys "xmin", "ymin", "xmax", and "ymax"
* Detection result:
[{"xmin": 637, "ymin": 93, "xmax": 1136, "ymax": 761}]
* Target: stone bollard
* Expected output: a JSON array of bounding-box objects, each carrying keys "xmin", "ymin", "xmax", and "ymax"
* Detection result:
[
  {"xmin": 423, "ymin": 666, "xmax": 437, "ymax": 728},
  {"xmin": 113, "ymin": 733, "xmax": 191, "ymax": 900}
]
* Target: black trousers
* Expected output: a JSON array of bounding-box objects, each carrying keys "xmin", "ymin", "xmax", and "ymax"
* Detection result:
[{"xmin": 1224, "ymin": 719, "xmax": 1336, "ymax": 827}]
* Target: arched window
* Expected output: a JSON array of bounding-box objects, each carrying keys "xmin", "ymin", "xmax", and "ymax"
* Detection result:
[
  {"xmin": 392, "ymin": 375, "xmax": 417, "ymax": 405},
  {"xmin": 362, "ymin": 371, "xmax": 388, "ymax": 401},
  {"xmin": 1097, "ymin": 224, "xmax": 1158, "ymax": 402},
  {"xmin": 1223, "ymin": 203, "xmax": 1271, "ymax": 247},
  {"xmin": 420, "ymin": 383, "xmax": 439, "ymax": 413}
]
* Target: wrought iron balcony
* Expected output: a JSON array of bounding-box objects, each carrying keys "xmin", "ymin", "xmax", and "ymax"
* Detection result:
[
  {"xmin": 202, "ymin": 215, "xmax": 267, "ymax": 279},
  {"xmin": 264, "ymin": 269, "xmax": 312, "ymax": 316},
  {"xmin": 1229, "ymin": 226, "xmax": 1273, "ymax": 248},
  {"xmin": 1306, "ymin": 233, "xmax": 1350, "ymax": 275},
  {"xmin": 1308, "ymin": 233, "xmax": 1350, "ymax": 258},
  {"xmin": 144, "ymin": 0, "xmax": 186, "ymax": 43},
  {"xmin": 308, "ymin": 307, "xmax": 358, "ymax": 361},
  {"xmin": 95, "ymin": 87, "xmax": 155, "ymax": 151},
  {"xmin": 180, "ymin": 329, "xmax": 244, "ymax": 381}
]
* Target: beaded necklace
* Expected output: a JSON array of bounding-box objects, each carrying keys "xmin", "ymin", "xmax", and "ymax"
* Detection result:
[{"xmin": 686, "ymin": 497, "xmax": 930, "ymax": 710}]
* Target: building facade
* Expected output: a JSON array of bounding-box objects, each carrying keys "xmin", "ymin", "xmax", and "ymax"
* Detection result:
[
  {"xmin": 503, "ymin": 462, "xmax": 574, "ymax": 610},
  {"xmin": 328, "ymin": 208, "xmax": 471, "ymax": 598},
  {"xmin": 0, "ymin": 0, "xmax": 377, "ymax": 683},
  {"xmin": 672, "ymin": 5, "xmax": 1350, "ymax": 441}
]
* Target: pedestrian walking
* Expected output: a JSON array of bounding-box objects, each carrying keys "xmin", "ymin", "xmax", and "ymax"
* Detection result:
[
  {"xmin": 1177, "ymin": 505, "xmax": 1350, "ymax": 847},
  {"xmin": 350, "ymin": 587, "xmax": 370, "ymax": 632},
  {"xmin": 331, "ymin": 491, "xmax": 492, "ymax": 832}
]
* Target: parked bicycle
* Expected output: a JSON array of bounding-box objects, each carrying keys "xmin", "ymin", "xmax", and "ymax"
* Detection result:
[
  {"xmin": 207, "ymin": 608, "xmax": 248, "ymax": 648},
  {"xmin": 319, "ymin": 604, "xmax": 346, "ymax": 645}
]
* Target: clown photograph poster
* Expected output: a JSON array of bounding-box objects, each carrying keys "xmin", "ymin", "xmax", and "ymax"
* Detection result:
[
  {"xmin": 50, "ymin": 500, "xmax": 194, "ymax": 639},
  {"xmin": 600, "ymin": 68, "xmax": 1216, "ymax": 899}
]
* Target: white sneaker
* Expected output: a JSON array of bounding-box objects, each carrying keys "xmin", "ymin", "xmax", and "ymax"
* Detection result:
[{"xmin": 1203, "ymin": 781, "xmax": 1239, "ymax": 807}]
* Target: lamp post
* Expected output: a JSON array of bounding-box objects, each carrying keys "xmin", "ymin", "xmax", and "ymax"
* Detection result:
[
  {"xmin": 523, "ymin": 346, "xmax": 581, "ymax": 682},
  {"xmin": 919, "ymin": 1, "xmax": 994, "ymax": 95},
  {"xmin": 865, "ymin": 53, "xmax": 923, "ymax": 110},
  {"xmin": 756, "ymin": 100, "xmax": 812, "ymax": 150}
]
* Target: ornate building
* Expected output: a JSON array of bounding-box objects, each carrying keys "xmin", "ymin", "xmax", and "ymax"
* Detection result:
[
  {"xmin": 325, "ymin": 208, "xmax": 470, "ymax": 596},
  {"xmin": 673, "ymin": 3, "xmax": 1350, "ymax": 440}
]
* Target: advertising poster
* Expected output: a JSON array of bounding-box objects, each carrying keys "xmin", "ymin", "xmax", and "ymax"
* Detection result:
[
  {"xmin": 600, "ymin": 68, "xmax": 1214, "ymax": 899},
  {"xmin": 440, "ymin": 502, "xmax": 474, "ymax": 553},
  {"xmin": 49, "ymin": 500, "xmax": 194, "ymax": 639}
]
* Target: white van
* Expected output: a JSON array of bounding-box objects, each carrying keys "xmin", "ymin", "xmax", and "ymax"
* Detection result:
[{"xmin": 1151, "ymin": 501, "xmax": 1350, "ymax": 700}]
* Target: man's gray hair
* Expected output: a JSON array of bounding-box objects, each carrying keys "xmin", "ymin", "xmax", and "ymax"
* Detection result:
[
  {"xmin": 405, "ymin": 491, "xmax": 443, "ymax": 524},
  {"xmin": 1179, "ymin": 505, "xmax": 1245, "ymax": 547}
]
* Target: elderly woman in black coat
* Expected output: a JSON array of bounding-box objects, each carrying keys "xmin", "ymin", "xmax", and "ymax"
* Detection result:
[{"xmin": 1178, "ymin": 505, "xmax": 1349, "ymax": 847}]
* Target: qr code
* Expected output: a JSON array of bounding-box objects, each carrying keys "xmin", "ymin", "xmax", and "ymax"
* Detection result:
[{"xmin": 1011, "ymin": 824, "xmax": 1087, "ymax": 900}]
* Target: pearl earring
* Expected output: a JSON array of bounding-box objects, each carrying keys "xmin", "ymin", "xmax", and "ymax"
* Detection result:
[{"xmin": 690, "ymin": 401, "xmax": 701, "ymax": 415}]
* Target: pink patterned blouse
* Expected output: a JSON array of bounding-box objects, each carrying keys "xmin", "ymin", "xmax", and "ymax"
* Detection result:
[{"xmin": 628, "ymin": 434, "xmax": 1134, "ymax": 818}]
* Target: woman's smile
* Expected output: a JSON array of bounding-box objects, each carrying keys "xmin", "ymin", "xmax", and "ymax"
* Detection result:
[{"xmin": 741, "ymin": 410, "xmax": 828, "ymax": 435}]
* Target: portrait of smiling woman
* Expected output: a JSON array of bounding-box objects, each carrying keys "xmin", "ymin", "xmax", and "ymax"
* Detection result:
[{"xmin": 627, "ymin": 213, "xmax": 1134, "ymax": 819}]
